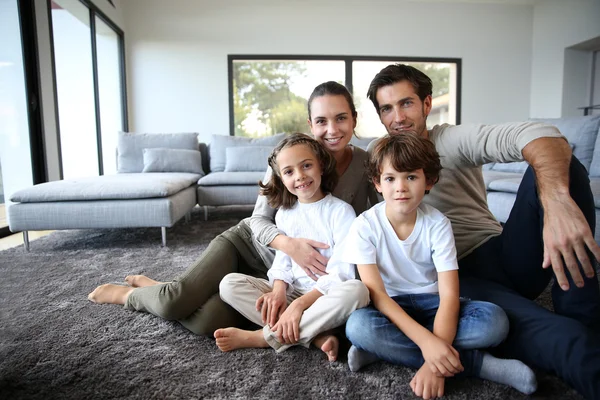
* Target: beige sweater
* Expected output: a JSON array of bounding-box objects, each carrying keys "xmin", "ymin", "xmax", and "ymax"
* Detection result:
[{"xmin": 421, "ymin": 122, "xmax": 564, "ymax": 258}]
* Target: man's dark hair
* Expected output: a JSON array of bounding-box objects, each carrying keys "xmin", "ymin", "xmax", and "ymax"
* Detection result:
[{"xmin": 367, "ymin": 64, "xmax": 433, "ymax": 115}]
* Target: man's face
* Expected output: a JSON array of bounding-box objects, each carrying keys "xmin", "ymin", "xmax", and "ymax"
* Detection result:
[{"xmin": 375, "ymin": 80, "xmax": 432, "ymax": 138}]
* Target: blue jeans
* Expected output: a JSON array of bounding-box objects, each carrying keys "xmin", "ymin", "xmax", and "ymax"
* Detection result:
[
  {"xmin": 345, "ymin": 293, "xmax": 508, "ymax": 378},
  {"xmin": 459, "ymin": 156, "xmax": 600, "ymax": 399}
]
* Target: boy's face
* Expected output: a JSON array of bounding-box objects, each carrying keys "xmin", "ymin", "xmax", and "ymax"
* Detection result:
[
  {"xmin": 374, "ymin": 159, "xmax": 433, "ymax": 217},
  {"xmin": 375, "ymin": 80, "xmax": 432, "ymax": 139}
]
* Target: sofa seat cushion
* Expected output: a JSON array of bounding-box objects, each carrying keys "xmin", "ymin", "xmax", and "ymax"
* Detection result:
[
  {"xmin": 488, "ymin": 178, "xmax": 523, "ymax": 194},
  {"xmin": 482, "ymin": 170, "xmax": 523, "ymax": 190},
  {"xmin": 589, "ymin": 178, "xmax": 600, "ymax": 208},
  {"xmin": 10, "ymin": 173, "xmax": 201, "ymax": 203},
  {"xmin": 197, "ymin": 171, "xmax": 265, "ymax": 186}
]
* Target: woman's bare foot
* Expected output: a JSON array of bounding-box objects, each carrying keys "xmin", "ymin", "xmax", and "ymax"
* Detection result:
[
  {"xmin": 88, "ymin": 284, "xmax": 133, "ymax": 305},
  {"xmin": 214, "ymin": 328, "xmax": 269, "ymax": 352},
  {"xmin": 313, "ymin": 333, "xmax": 339, "ymax": 362},
  {"xmin": 124, "ymin": 275, "xmax": 163, "ymax": 288}
]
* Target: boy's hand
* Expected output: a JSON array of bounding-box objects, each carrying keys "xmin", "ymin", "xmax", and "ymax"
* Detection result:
[
  {"xmin": 271, "ymin": 300, "xmax": 304, "ymax": 344},
  {"xmin": 256, "ymin": 287, "xmax": 287, "ymax": 327},
  {"xmin": 421, "ymin": 335, "xmax": 463, "ymax": 377},
  {"xmin": 410, "ymin": 364, "xmax": 445, "ymax": 399}
]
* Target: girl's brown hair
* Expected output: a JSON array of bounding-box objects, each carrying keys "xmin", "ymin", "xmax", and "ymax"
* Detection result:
[
  {"xmin": 259, "ymin": 133, "xmax": 338, "ymax": 209},
  {"xmin": 368, "ymin": 133, "xmax": 442, "ymax": 189}
]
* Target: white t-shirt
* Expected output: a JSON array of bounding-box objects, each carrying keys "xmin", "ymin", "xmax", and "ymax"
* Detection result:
[
  {"xmin": 339, "ymin": 202, "xmax": 458, "ymax": 296},
  {"xmin": 267, "ymin": 194, "xmax": 357, "ymax": 295}
]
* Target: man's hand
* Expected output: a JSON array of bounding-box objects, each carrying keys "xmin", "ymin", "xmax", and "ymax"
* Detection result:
[
  {"xmin": 271, "ymin": 300, "xmax": 304, "ymax": 344},
  {"xmin": 542, "ymin": 196, "xmax": 600, "ymax": 290},
  {"xmin": 410, "ymin": 364, "xmax": 445, "ymax": 399},
  {"xmin": 285, "ymin": 237, "xmax": 330, "ymax": 281},
  {"xmin": 256, "ymin": 285, "xmax": 287, "ymax": 327},
  {"xmin": 420, "ymin": 335, "xmax": 463, "ymax": 377}
]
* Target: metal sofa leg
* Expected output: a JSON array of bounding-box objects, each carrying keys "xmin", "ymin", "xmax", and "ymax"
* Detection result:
[
  {"xmin": 203, "ymin": 206, "xmax": 208, "ymax": 221},
  {"xmin": 23, "ymin": 231, "xmax": 30, "ymax": 252},
  {"xmin": 161, "ymin": 227, "xmax": 167, "ymax": 247},
  {"xmin": 185, "ymin": 211, "xmax": 191, "ymax": 223}
]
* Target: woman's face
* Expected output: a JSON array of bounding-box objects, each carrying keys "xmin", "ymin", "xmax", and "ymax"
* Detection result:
[{"xmin": 308, "ymin": 94, "xmax": 357, "ymax": 154}]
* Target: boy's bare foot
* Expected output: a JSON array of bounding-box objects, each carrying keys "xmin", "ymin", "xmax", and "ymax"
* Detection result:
[
  {"xmin": 214, "ymin": 328, "xmax": 269, "ymax": 352},
  {"xmin": 88, "ymin": 284, "xmax": 133, "ymax": 305},
  {"xmin": 124, "ymin": 275, "xmax": 162, "ymax": 287},
  {"xmin": 313, "ymin": 333, "xmax": 339, "ymax": 362}
]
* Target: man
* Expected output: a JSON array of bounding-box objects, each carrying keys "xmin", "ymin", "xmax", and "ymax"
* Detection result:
[{"xmin": 366, "ymin": 64, "xmax": 600, "ymax": 399}]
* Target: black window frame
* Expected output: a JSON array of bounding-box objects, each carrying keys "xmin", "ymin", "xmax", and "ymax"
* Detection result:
[{"xmin": 227, "ymin": 55, "xmax": 462, "ymax": 137}]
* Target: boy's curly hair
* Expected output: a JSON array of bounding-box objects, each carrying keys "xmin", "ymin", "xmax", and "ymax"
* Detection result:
[
  {"xmin": 368, "ymin": 133, "xmax": 442, "ymax": 189},
  {"xmin": 259, "ymin": 133, "xmax": 338, "ymax": 209}
]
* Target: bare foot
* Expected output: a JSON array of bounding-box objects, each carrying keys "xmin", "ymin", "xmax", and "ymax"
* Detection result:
[
  {"xmin": 214, "ymin": 328, "xmax": 269, "ymax": 352},
  {"xmin": 313, "ymin": 333, "xmax": 339, "ymax": 362},
  {"xmin": 88, "ymin": 284, "xmax": 133, "ymax": 305},
  {"xmin": 124, "ymin": 275, "xmax": 163, "ymax": 288}
]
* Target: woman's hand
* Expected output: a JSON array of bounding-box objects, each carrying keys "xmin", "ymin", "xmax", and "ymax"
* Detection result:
[
  {"xmin": 271, "ymin": 300, "xmax": 305, "ymax": 344},
  {"xmin": 255, "ymin": 283, "xmax": 287, "ymax": 327},
  {"xmin": 420, "ymin": 335, "xmax": 463, "ymax": 377},
  {"xmin": 285, "ymin": 237, "xmax": 330, "ymax": 280}
]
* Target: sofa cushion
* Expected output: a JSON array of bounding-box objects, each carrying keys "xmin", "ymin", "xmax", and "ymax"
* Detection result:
[
  {"xmin": 209, "ymin": 133, "xmax": 286, "ymax": 173},
  {"xmin": 142, "ymin": 148, "xmax": 204, "ymax": 175},
  {"xmin": 531, "ymin": 115, "xmax": 600, "ymax": 172},
  {"xmin": 197, "ymin": 171, "xmax": 265, "ymax": 186},
  {"xmin": 224, "ymin": 146, "xmax": 272, "ymax": 172},
  {"xmin": 482, "ymin": 170, "xmax": 522, "ymax": 190},
  {"xmin": 10, "ymin": 173, "xmax": 201, "ymax": 202},
  {"xmin": 490, "ymin": 161, "xmax": 529, "ymax": 174},
  {"xmin": 487, "ymin": 178, "xmax": 523, "ymax": 194},
  {"xmin": 589, "ymin": 177, "xmax": 600, "ymax": 208},
  {"xmin": 117, "ymin": 132, "xmax": 199, "ymax": 173}
]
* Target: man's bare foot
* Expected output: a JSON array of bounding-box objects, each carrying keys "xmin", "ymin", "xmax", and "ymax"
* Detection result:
[
  {"xmin": 88, "ymin": 284, "xmax": 133, "ymax": 305},
  {"xmin": 214, "ymin": 328, "xmax": 269, "ymax": 352},
  {"xmin": 313, "ymin": 333, "xmax": 339, "ymax": 362},
  {"xmin": 124, "ymin": 275, "xmax": 163, "ymax": 287}
]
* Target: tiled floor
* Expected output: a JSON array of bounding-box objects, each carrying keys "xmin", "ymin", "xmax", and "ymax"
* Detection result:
[{"xmin": 0, "ymin": 230, "xmax": 53, "ymax": 251}]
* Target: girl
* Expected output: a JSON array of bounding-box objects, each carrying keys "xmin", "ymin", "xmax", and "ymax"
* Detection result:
[
  {"xmin": 215, "ymin": 133, "xmax": 369, "ymax": 361},
  {"xmin": 88, "ymin": 82, "xmax": 377, "ymax": 337}
]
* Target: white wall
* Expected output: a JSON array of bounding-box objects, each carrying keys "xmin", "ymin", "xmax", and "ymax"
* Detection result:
[
  {"xmin": 122, "ymin": 0, "xmax": 534, "ymax": 142},
  {"xmin": 530, "ymin": 0, "xmax": 600, "ymax": 117}
]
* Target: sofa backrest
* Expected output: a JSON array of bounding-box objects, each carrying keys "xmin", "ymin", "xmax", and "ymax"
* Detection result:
[
  {"xmin": 207, "ymin": 133, "xmax": 286, "ymax": 173},
  {"xmin": 117, "ymin": 132, "xmax": 200, "ymax": 173}
]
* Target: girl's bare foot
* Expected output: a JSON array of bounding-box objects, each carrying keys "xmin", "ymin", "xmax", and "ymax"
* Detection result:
[
  {"xmin": 124, "ymin": 275, "xmax": 163, "ymax": 288},
  {"xmin": 88, "ymin": 284, "xmax": 133, "ymax": 305},
  {"xmin": 313, "ymin": 333, "xmax": 339, "ymax": 362},
  {"xmin": 214, "ymin": 328, "xmax": 269, "ymax": 352}
]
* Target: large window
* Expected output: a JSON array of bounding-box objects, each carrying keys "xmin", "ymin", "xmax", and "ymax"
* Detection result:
[
  {"xmin": 229, "ymin": 56, "xmax": 461, "ymax": 138},
  {"xmin": 51, "ymin": 0, "xmax": 126, "ymax": 178}
]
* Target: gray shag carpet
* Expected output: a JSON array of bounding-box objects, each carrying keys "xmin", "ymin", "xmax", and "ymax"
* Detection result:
[{"xmin": 0, "ymin": 206, "xmax": 584, "ymax": 399}]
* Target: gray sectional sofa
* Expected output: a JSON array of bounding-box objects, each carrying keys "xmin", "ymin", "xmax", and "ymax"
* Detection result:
[
  {"xmin": 8, "ymin": 132, "xmax": 205, "ymax": 249},
  {"xmin": 483, "ymin": 114, "xmax": 600, "ymax": 243}
]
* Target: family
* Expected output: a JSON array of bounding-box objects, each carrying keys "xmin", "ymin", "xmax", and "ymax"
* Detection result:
[{"xmin": 88, "ymin": 64, "xmax": 600, "ymax": 399}]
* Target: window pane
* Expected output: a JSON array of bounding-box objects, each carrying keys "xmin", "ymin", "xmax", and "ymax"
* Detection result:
[
  {"xmin": 52, "ymin": 0, "xmax": 99, "ymax": 179},
  {"xmin": 352, "ymin": 61, "xmax": 458, "ymax": 138},
  {"xmin": 232, "ymin": 60, "xmax": 345, "ymax": 137},
  {"xmin": 0, "ymin": 0, "xmax": 34, "ymax": 229},
  {"xmin": 96, "ymin": 16, "xmax": 123, "ymax": 175}
]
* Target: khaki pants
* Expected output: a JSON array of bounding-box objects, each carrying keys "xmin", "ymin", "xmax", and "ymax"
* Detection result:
[
  {"xmin": 124, "ymin": 221, "xmax": 267, "ymax": 336},
  {"xmin": 219, "ymin": 273, "xmax": 370, "ymax": 352}
]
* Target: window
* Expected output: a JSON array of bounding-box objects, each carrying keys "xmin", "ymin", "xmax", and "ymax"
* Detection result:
[
  {"xmin": 229, "ymin": 56, "xmax": 461, "ymax": 138},
  {"xmin": 50, "ymin": 0, "xmax": 126, "ymax": 178}
]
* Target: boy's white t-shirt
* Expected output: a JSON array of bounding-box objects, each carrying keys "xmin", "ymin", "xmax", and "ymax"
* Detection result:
[
  {"xmin": 267, "ymin": 194, "xmax": 357, "ymax": 295},
  {"xmin": 339, "ymin": 201, "xmax": 458, "ymax": 296}
]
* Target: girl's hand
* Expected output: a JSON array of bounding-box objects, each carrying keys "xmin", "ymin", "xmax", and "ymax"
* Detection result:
[
  {"xmin": 410, "ymin": 364, "xmax": 445, "ymax": 399},
  {"xmin": 421, "ymin": 335, "xmax": 463, "ymax": 377},
  {"xmin": 271, "ymin": 300, "xmax": 304, "ymax": 344},
  {"xmin": 286, "ymin": 238, "xmax": 330, "ymax": 280},
  {"xmin": 255, "ymin": 288, "xmax": 287, "ymax": 327}
]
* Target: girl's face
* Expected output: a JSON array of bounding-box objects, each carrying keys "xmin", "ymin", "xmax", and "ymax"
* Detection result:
[
  {"xmin": 276, "ymin": 143, "xmax": 325, "ymax": 204},
  {"xmin": 308, "ymin": 94, "xmax": 357, "ymax": 154}
]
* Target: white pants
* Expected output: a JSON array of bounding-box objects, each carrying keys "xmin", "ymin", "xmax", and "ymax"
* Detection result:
[{"xmin": 219, "ymin": 273, "xmax": 370, "ymax": 352}]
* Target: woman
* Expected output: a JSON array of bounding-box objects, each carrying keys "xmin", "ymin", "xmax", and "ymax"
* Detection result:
[{"xmin": 88, "ymin": 81, "xmax": 378, "ymax": 336}]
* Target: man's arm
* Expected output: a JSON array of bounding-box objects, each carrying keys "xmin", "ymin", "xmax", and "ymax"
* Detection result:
[{"xmin": 522, "ymin": 137, "xmax": 600, "ymax": 290}]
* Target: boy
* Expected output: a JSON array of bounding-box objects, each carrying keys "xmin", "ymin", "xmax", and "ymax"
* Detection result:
[{"xmin": 340, "ymin": 133, "xmax": 537, "ymax": 399}]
